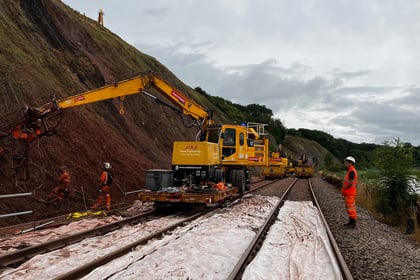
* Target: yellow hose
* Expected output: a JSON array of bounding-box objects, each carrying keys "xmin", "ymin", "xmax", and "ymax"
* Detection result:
[{"xmin": 66, "ymin": 210, "xmax": 107, "ymax": 220}]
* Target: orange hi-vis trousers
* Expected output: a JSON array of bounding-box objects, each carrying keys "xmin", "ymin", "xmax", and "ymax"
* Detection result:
[
  {"xmin": 344, "ymin": 195, "xmax": 357, "ymax": 220},
  {"xmin": 92, "ymin": 186, "xmax": 111, "ymax": 211}
]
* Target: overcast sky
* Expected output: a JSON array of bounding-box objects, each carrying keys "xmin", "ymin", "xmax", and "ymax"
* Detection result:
[{"xmin": 62, "ymin": 0, "xmax": 420, "ymax": 146}]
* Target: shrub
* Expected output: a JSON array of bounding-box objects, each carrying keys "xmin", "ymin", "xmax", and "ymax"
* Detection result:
[{"xmin": 374, "ymin": 138, "xmax": 418, "ymax": 224}]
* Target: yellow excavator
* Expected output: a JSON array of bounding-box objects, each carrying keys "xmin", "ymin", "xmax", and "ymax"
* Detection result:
[
  {"xmin": 1, "ymin": 71, "xmax": 269, "ymax": 205},
  {"xmin": 261, "ymin": 144, "xmax": 289, "ymax": 179},
  {"xmin": 0, "ymin": 72, "xmax": 213, "ymax": 142},
  {"xmin": 294, "ymin": 154, "xmax": 315, "ymax": 178}
]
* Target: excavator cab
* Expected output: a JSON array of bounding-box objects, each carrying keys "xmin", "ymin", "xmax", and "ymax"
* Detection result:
[
  {"xmin": 219, "ymin": 123, "xmax": 268, "ymax": 166},
  {"xmin": 221, "ymin": 128, "xmax": 236, "ymax": 158}
]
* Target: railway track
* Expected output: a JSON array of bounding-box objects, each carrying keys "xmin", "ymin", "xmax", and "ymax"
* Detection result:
[
  {"xmin": 0, "ymin": 210, "xmax": 157, "ymax": 267},
  {"xmin": 229, "ymin": 178, "xmax": 353, "ymax": 280},
  {"xmin": 0, "ymin": 179, "xmax": 280, "ymax": 278},
  {"xmin": 0, "ymin": 178, "xmax": 354, "ymax": 279},
  {"xmin": 55, "ymin": 210, "xmax": 211, "ymax": 280}
]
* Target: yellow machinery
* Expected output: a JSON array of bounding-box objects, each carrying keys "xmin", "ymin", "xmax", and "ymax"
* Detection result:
[
  {"xmin": 1, "ymin": 72, "xmax": 269, "ymax": 205},
  {"xmin": 0, "ymin": 72, "xmax": 213, "ymax": 143},
  {"xmin": 261, "ymin": 151, "xmax": 288, "ymax": 179},
  {"xmin": 288, "ymin": 159, "xmax": 295, "ymax": 174},
  {"xmin": 294, "ymin": 154, "xmax": 315, "ymax": 178}
]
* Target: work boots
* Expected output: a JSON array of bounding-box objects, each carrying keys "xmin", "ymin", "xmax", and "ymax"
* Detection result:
[{"xmin": 343, "ymin": 218, "xmax": 356, "ymax": 229}]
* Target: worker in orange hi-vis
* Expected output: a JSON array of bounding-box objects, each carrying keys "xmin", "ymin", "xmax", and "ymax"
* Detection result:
[
  {"xmin": 98, "ymin": 8, "xmax": 104, "ymax": 26},
  {"xmin": 12, "ymin": 119, "xmax": 42, "ymax": 143},
  {"xmin": 342, "ymin": 156, "xmax": 358, "ymax": 229},
  {"xmin": 47, "ymin": 166, "xmax": 71, "ymax": 203},
  {"xmin": 91, "ymin": 162, "xmax": 113, "ymax": 211}
]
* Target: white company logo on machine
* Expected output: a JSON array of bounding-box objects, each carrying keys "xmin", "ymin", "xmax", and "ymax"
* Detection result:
[
  {"xmin": 63, "ymin": 95, "xmax": 85, "ymax": 105},
  {"xmin": 180, "ymin": 144, "xmax": 201, "ymax": 156},
  {"xmin": 170, "ymin": 90, "xmax": 186, "ymax": 105},
  {"xmin": 248, "ymin": 156, "xmax": 259, "ymax": 162}
]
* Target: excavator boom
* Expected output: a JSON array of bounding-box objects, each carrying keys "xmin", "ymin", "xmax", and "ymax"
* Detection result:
[
  {"xmin": 58, "ymin": 72, "xmax": 210, "ymax": 124},
  {"xmin": 0, "ymin": 72, "xmax": 213, "ymax": 143}
]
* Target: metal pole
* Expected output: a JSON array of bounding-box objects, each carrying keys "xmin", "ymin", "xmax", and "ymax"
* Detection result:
[
  {"xmin": 81, "ymin": 186, "xmax": 88, "ymax": 212},
  {"xmin": 0, "ymin": 211, "xmax": 33, "ymax": 219},
  {"xmin": 17, "ymin": 221, "xmax": 55, "ymax": 235},
  {"xmin": 0, "ymin": 192, "xmax": 32, "ymax": 199},
  {"xmin": 123, "ymin": 189, "xmax": 143, "ymax": 195}
]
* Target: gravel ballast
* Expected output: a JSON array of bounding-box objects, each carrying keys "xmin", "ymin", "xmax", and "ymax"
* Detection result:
[{"xmin": 311, "ymin": 175, "xmax": 420, "ymax": 280}]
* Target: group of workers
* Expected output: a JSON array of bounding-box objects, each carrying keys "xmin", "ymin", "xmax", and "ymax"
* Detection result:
[
  {"xmin": 46, "ymin": 162, "xmax": 113, "ymax": 211},
  {"xmin": 44, "ymin": 154, "xmax": 417, "ymax": 234}
]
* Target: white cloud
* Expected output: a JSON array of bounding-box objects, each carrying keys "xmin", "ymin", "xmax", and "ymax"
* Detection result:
[{"xmin": 63, "ymin": 0, "xmax": 420, "ymax": 145}]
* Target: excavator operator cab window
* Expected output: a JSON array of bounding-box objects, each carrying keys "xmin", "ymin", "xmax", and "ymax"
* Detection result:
[
  {"xmin": 222, "ymin": 128, "xmax": 236, "ymax": 158},
  {"xmin": 223, "ymin": 128, "xmax": 236, "ymax": 146},
  {"xmin": 239, "ymin": 132, "xmax": 245, "ymax": 146}
]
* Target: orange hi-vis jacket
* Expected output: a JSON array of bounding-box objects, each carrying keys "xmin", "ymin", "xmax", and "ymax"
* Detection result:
[
  {"xmin": 341, "ymin": 165, "xmax": 358, "ymax": 196},
  {"xmin": 100, "ymin": 170, "xmax": 111, "ymax": 194}
]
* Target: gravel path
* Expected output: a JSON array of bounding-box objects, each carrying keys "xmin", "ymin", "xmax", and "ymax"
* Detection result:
[{"xmin": 312, "ymin": 175, "xmax": 420, "ymax": 280}]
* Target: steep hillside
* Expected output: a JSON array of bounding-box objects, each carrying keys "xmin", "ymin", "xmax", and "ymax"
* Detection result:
[
  {"xmin": 0, "ymin": 1, "xmax": 333, "ymax": 227},
  {"xmin": 0, "ymin": 0, "xmax": 221, "ymax": 226}
]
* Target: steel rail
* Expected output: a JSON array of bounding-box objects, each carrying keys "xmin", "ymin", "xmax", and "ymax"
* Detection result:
[
  {"xmin": 247, "ymin": 178, "xmax": 281, "ymax": 191},
  {"xmin": 0, "ymin": 210, "xmax": 156, "ymax": 267},
  {"xmin": 309, "ymin": 178, "xmax": 353, "ymax": 280},
  {"xmin": 227, "ymin": 178, "xmax": 298, "ymax": 279},
  {"xmin": 228, "ymin": 178, "xmax": 353, "ymax": 280},
  {"xmin": 55, "ymin": 210, "xmax": 210, "ymax": 280}
]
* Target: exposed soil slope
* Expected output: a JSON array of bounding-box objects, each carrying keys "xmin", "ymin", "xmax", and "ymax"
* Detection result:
[
  {"xmin": 0, "ymin": 1, "xmax": 330, "ymax": 227},
  {"xmin": 0, "ymin": 0, "xmax": 209, "ymax": 226}
]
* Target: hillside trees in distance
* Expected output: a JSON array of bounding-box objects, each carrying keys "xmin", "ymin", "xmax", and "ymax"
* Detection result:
[
  {"xmin": 288, "ymin": 128, "xmax": 377, "ymax": 168},
  {"xmin": 195, "ymin": 87, "xmax": 287, "ymax": 144},
  {"xmin": 195, "ymin": 87, "xmax": 420, "ymax": 168}
]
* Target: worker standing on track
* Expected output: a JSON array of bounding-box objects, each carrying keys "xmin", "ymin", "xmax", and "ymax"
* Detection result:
[
  {"xmin": 342, "ymin": 156, "xmax": 358, "ymax": 229},
  {"xmin": 47, "ymin": 166, "xmax": 71, "ymax": 204},
  {"xmin": 91, "ymin": 162, "xmax": 113, "ymax": 211}
]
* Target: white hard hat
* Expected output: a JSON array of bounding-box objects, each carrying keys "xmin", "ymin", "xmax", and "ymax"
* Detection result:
[
  {"xmin": 103, "ymin": 162, "xmax": 111, "ymax": 169},
  {"xmin": 344, "ymin": 156, "xmax": 355, "ymax": 163}
]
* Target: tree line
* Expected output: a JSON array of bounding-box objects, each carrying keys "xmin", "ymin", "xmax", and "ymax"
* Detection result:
[
  {"xmin": 196, "ymin": 87, "xmax": 419, "ymax": 233},
  {"xmin": 195, "ymin": 86, "xmax": 420, "ymax": 168}
]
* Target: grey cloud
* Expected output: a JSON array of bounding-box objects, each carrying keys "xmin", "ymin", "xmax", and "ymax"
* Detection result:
[
  {"xmin": 61, "ymin": 0, "xmax": 420, "ymax": 146},
  {"xmin": 332, "ymin": 101, "xmax": 420, "ymax": 144},
  {"xmin": 332, "ymin": 69, "xmax": 372, "ymax": 80}
]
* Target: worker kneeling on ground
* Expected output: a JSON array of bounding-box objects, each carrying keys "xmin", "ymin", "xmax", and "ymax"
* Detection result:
[
  {"xmin": 47, "ymin": 166, "xmax": 71, "ymax": 204},
  {"xmin": 91, "ymin": 162, "xmax": 113, "ymax": 211}
]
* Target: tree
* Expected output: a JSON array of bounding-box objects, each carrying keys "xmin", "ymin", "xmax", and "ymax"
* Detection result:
[
  {"xmin": 324, "ymin": 152, "xmax": 340, "ymax": 171},
  {"xmin": 374, "ymin": 138, "xmax": 417, "ymax": 223}
]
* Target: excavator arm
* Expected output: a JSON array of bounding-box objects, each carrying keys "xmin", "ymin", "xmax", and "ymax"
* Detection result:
[
  {"xmin": 0, "ymin": 72, "xmax": 214, "ymax": 143},
  {"xmin": 58, "ymin": 72, "xmax": 212, "ymax": 125}
]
